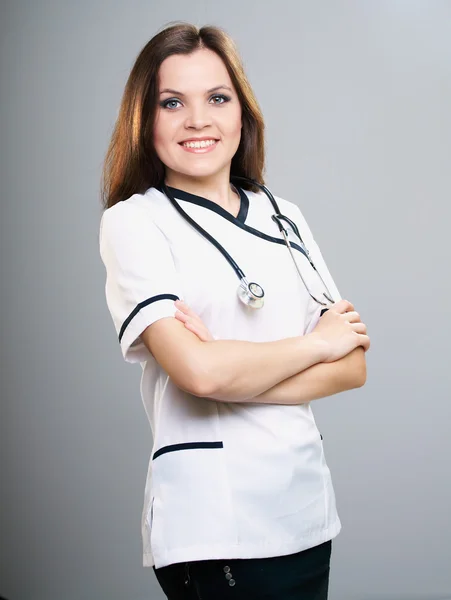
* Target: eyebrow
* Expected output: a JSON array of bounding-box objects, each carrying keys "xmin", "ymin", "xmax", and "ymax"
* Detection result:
[{"xmin": 159, "ymin": 85, "xmax": 233, "ymax": 96}]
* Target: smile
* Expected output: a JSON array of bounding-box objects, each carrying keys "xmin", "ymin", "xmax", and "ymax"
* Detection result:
[{"xmin": 179, "ymin": 139, "xmax": 219, "ymax": 153}]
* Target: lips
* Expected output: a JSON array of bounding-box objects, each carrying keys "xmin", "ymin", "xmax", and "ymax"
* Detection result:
[
  {"xmin": 179, "ymin": 138, "xmax": 220, "ymax": 153},
  {"xmin": 179, "ymin": 137, "xmax": 220, "ymax": 144},
  {"xmin": 179, "ymin": 138, "xmax": 219, "ymax": 148}
]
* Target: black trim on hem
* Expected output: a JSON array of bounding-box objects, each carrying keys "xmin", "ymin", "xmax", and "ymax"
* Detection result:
[
  {"xmin": 152, "ymin": 441, "xmax": 224, "ymax": 460},
  {"xmin": 118, "ymin": 293, "xmax": 179, "ymax": 343}
]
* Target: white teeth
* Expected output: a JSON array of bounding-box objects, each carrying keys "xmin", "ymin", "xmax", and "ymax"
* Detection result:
[{"xmin": 182, "ymin": 139, "xmax": 217, "ymax": 148}]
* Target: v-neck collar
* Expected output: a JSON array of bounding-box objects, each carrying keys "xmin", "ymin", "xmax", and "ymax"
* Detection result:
[
  {"xmin": 165, "ymin": 185, "xmax": 249, "ymax": 225},
  {"xmin": 154, "ymin": 185, "xmax": 310, "ymax": 261}
]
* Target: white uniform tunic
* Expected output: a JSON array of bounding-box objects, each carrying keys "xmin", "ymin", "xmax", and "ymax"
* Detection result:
[{"xmin": 99, "ymin": 185, "xmax": 343, "ymax": 569}]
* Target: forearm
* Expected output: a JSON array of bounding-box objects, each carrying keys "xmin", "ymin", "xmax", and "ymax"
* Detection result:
[
  {"xmin": 196, "ymin": 333, "xmax": 328, "ymax": 403},
  {"xmin": 250, "ymin": 347, "xmax": 367, "ymax": 405}
]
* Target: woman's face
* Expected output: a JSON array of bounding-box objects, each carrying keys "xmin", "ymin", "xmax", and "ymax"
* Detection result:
[{"xmin": 153, "ymin": 48, "xmax": 242, "ymax": 182}]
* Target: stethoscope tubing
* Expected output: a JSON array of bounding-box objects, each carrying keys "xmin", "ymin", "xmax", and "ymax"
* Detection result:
[
  {"xmin": 161, "ymin": 178, "xmax": 335, "ymax": 307},
  {"xmin": 231, "ymin": 177, "xmax": 334, "ymax": 306},
  {"xmin": 161, "ymin": 182, "xmax": 246, "ymax": 280}
]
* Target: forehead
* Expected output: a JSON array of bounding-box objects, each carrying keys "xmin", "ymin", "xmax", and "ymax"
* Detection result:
[{"xmin": 158, "ymin": 48, "xmax": 233, "ymax": 91}]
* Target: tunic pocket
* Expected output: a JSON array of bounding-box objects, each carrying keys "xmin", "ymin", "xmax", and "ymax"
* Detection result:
[{"xmin": 150, "ymin": 441, "xmax": 238, "ymax": 560}]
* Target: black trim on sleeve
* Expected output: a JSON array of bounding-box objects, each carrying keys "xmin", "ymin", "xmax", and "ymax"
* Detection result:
[
  {"xmin": 152, "ymin": 441, "xmax": 224, "ymax": 460},
  {"xmin": 118, "ymin": 293, "xmax": 179, "ymax": 343}
]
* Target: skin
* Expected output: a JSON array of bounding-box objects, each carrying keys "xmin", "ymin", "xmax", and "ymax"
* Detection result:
[
  {"xmin": 173, "ymin": 299, "xmax": 368, "ymax": 404},
  {"xmin": 144, "ymin": 48, "xmax": 370, "ymax": 403},
  {"xmin": 154, "ymin": 48, "xmax": 243, "ymax": 216}
]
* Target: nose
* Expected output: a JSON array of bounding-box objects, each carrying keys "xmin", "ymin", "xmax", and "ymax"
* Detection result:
[{"xmin": 184, "ymin": 102, "xmax": 212, "ymax": 130}]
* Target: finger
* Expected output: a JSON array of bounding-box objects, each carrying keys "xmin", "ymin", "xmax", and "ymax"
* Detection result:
[
  {"xmin": 184, "ymin": 320, "xmax": 201, "ymax": 338},
  {"xmin": 184, "ymin": 320, "xmax": 212, "ymax": 342},
  {"xmin": 184, "ymin": 313, "xmax": 205, "ymax": 330},
  {"xmin": 329, "ymin": 299, "xmax": 354, "ymax": 314},
  {"xmin": 175, "ymin": 300, "xmax": 198, "ymax": 318},
  {"xmin": 178, "ymin": 310, "xmax": 212, "ymax": 339},
  {"xmin": 174, "ymin": 301, "xmax": 191, "ymax": 315},
  {"xmin": 176, "ymin": 311, "xmax": 203, "ymax": 330},
  {"xmin": 356, "ymin": 334, "xmax": 371, "ymax": 351},
  {"xmin": 343, "ymin": 299, "xmax": 355, "ymax": 312},
  {"xmin": 352, "ymin": 322, "xmax": 367, "ymax": 334},
  {"xmin": 176, "ymin": 304, "xmax": 214, "ymax": 341},
  {"xmin": 175, "ymin": 310, "xmax": 189, "ymax": 322},
  {"xmin": 344, "ymin": 311, "xmax": 362, "ymax": 323}
]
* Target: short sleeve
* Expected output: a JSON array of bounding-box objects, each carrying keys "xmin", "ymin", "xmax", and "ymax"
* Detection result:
[
  {"xmin": 290, "ymin": 204, "xmax": 343, "ymax": 334},
  {"xmin": 99, "ymin": 200, "xmax": 183, "ymax": 364}
]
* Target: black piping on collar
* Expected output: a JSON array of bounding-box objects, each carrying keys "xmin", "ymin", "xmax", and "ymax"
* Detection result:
[
  {"xmin": 158, "ymin": 185, "xmax": 309, "ymax": 260},
  {"xmin": 166, "ymin": 185, "xmax": 249, "ymax": 224}
]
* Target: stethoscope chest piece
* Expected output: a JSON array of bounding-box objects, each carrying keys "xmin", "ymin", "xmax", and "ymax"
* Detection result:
[{"xmin": 237, "ymin": 278, "xmax": 265, "ymax": 309}]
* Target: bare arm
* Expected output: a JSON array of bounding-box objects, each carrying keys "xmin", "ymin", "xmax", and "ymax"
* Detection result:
[
  {"xmin": 250, "ymin": 347, "xmax": 367, "ymax": 405},
  {"xmin": 142, "ymin": 317, "xmax": 328, "ymax": 402}
]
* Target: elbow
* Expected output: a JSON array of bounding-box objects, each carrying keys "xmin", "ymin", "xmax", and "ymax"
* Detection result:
[
  {"xmin": 186, "ymin": 354, "xmax": 219, "ymax": 398},
  {"xmin": 346, "ymin": 348, "xmax": 367, "ymax": 389},
  {"xmin": 175, "ymin": 364, "xmax": 214, "ymax": 398},
  {"xmin": 353, "ymin": 357, "xmax": 367, "ymax": 388},
  {"xmin": 355, "ymin": 368, "xmax": 367, "ymax": 388},
  {"xmin": 190, "ymin": 374, "xmax": 218, "ymax": 398},
  {"xmin": 167, "ymin": 343, "xmax": 221, "ymax": 399},
  {"xmin": 141, "ymin": 319, "xmax": 220, "ymax": 397}
]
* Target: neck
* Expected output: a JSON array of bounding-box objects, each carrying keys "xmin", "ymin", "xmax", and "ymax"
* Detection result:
[{"xmin": 164, "ymin": 168, "xmax": 239, "ymax": 212}]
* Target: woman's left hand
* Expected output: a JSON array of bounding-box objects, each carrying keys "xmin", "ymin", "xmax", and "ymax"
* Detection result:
[{"xmin": 174, "ymin": 300, "xmax": 215, "ymax": 342}]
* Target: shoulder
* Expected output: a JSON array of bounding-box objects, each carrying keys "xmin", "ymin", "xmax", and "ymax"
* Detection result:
[
  {"xmin": 246, "ymin": 188, "xmax": 302, "ymax": 215},
  {"xmin": 262, "ymin": 190, "xmax": 316, "ymax": 242},
  {"xmin": 251, "ymin": 189, "xmax": 309, "ymax": 225},
  {"xmin": 99, "ymin": 188, "xmax": 164, "ymax": 237},
  {"xmin": 99, "ymin": 189, "xmax": 175, "ymax": 262},
  {"xmin": 273, "ymin": 194, "xmax": 303, "ymax": 218}
]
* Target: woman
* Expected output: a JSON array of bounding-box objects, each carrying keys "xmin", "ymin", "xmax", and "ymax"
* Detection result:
[{"xmin": 99, "ymin": 22, "xmax": 370, "ymax": 600}]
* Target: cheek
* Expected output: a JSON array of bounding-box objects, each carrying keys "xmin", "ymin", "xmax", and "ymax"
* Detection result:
[
  {"xmin": 153, "ymin": 112, "xmax": 178, "ymax": 149},
  {"xmin": 152, "ymin": 116, "xmax": 165, "ymax": 155},
  {"xmin": 221, "ymin": 106, "xmax": 242, "ymax": 144},
  {"xmin": 230, "ymin": 112, "xmax": 243, "ymax": 149},
  {"xmin": 232, "ymin": 106, "xmax": 243, "ymax": 135},
  {"xmin": 153, "ymin": 117, "xmax": 180, "ymax": 166}
]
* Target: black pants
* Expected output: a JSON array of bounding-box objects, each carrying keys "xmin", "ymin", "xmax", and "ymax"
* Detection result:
[{"xmin": 153, "ymin": 540, "xmax": 332, "ymax": 600}]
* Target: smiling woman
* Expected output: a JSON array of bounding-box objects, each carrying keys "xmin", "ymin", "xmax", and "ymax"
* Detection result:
[
  {"xmin": 153, "ymin": 49, "xmax": 243, "ymax": 205},
  {"xmin": 101, "ymin": 24, "xmax": 265, "ymax": 211},
  {"xmin": 99, "ymin": 21, "xmax": 368, "ymax": 600}
]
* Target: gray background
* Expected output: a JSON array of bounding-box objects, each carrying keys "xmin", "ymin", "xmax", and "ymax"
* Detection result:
[{"xmin": 1, "ymin": 1, "xmax": 450, "ymax": 599}]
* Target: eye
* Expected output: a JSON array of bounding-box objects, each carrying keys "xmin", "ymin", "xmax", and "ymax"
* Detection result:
[
  {"xmin": 160, "ymin": 98, "xmax": 182, "ymax": 110},
  {"xmin": 209, "ymin": 94, "xmax": 231, "ymax": 105}
]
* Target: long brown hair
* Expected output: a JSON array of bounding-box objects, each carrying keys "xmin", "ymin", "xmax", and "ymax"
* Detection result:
[{"xmin": 101, "ymin": 23, "xmax": 266, "ymax": 210}]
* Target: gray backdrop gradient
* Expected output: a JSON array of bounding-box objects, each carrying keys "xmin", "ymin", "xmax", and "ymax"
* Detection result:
[{"xmin": 1, "ymin": 1, "xmax": 450, "ymax": 599}]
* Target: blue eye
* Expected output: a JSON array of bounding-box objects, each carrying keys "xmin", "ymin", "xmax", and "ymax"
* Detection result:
[
  {"xmin": 160, "ymin": 94, "xmax": 231, "ymax": 110},
  {"xmin": 209, "ymin": 94, "xmax": 231, "ymax": 105},
  {"xmin": 160, "ymin": 98, "xmax": 182, "ymax": 110}
]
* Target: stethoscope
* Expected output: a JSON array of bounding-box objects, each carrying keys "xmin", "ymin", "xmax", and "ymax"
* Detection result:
[{"xmin": 161, "ymin": 176, "xmax": 335, "ymax": 310}]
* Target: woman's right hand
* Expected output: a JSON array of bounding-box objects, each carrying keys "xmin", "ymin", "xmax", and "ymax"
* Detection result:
[{"xmin": 310, "ymin": 299, "xmax": 370, "ymax": 362}]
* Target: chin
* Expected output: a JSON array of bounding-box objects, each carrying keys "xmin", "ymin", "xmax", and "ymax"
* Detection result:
[{"xmin": 174, "ymin": 161, "xmax": 229, "ymax": 180}]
